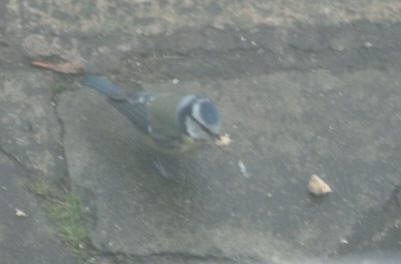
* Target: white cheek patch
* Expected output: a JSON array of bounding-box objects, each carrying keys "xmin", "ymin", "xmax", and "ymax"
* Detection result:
[
  {"xmin": 191, "ymin": 101, "xmax": 202, "ymax": 123},
  {"xmin": 185, "ymin": 117, "xmax": 208, "ymax": 140},
  {"xmin": 191, "ymin": 101, "xmax": 220, "ymax": 135}
]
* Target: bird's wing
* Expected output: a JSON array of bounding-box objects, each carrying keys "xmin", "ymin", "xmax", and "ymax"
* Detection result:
[
  {"xmin": 83, "ymin": 75, "xmax": 187, "ymax": 150},
  {"xmin": 108, "ymin": 92, "xmax": 154, "ymax": 135},
  {"xmin": 111, "ymin": 93, "xmax": 186, "ymax": 150},
  {"xmin": 83, "ymin": 74, "xmax": 149, "ymax": 133},
  {"xmin": 83, "ymin": 74, "xmax": 127, "ymax": 100}
]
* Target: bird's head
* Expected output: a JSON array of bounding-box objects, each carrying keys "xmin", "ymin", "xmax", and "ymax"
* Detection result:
[{"xmin": 177, "ymin": 96, "xmax": 221, "ymax": 141}]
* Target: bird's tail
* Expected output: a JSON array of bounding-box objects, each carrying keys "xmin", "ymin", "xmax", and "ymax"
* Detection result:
[{"xmin": 82, "ymin": 74, "xmax": 126, "ymax": 99}]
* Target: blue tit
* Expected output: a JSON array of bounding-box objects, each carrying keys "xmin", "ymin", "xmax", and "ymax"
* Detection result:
[{"xmin": 82, "ymin": 75, "xmax": 221, "ymax": 154}]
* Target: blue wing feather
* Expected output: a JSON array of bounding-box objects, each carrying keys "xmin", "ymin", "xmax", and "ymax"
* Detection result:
[
  {"xmin": 83, "ymin": 74, "xmax": 126, "ymax": 99},
  {"xmin": 82, "ymin": 74, "xmax": 152, "ymax": 134},
  {"xmin": 82, "ymin": 75, "xmax": 194, "ymax": 152}
]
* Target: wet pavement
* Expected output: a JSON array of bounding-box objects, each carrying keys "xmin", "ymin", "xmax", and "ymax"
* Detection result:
[{"xmin": 1, "ymin": 1, "xmax": 401, "ymax": 263}]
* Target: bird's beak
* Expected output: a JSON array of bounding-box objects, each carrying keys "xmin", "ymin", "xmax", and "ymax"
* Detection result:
[{"xmin": 206, "ymin": 129, "xmax": 221, "ymax": 141}]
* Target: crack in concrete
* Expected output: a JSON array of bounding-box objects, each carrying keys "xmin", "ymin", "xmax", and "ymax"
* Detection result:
[
  {"xmin": 51, "ymin": 93, "xmax": 73, "ymax": 191},
  {"xmin": 96, "ymin": 250, "xmax": 240, "ymax": 264},
  {"xmin": 146, "ymin": 252, "xmax": 237, "ymax": 263},
  {"xmin": 0, "ymin": 144, "xmax": 30, "ymax": 173}
]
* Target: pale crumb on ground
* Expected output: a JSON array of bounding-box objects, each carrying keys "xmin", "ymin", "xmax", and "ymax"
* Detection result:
[
  {"xmin": 215, "ymin": 133, "xmax": 231, "ymax": 146},
  {"xmin": 308, "ymin": 174, "xmax": 332, "ymax": 196},
  {"xmin": 15, "ymin": 208, "xmax": 27, "ymax": 217}
]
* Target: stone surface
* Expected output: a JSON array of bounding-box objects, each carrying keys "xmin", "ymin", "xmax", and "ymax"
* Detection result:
[
  {"xmin": 4, "ymin": 0, "xmax": 401, "ymax": 36},
  {"xmin": 0, "ymin": 152, "xmax": 78, "ymax": 264},
  {"xmin": 0, "ymin": 69, "xmax": 67, "ymax": 184},
  {"xmin": 59, "ymin": 68, "xmax": 401, "ymax": 262},
  {"xmin": 1, "ymin": 0, "xmax": 401, "ymax": 263}
]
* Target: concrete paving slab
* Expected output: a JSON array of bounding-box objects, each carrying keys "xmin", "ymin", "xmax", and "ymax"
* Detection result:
[
  {"xmin": 0, "ymin": 152, "xmax": 78, "ymax": 264},
  {"xmin": 3, "ymin": 0, "xmax": 401, "ymax": 263},
  {"xmin": 0, "ymin": 69, "xmax": 67, "ymax": 185},
  {"xmin": 59, "ymin": 68, "xmax": 401, "ymax": 262},
  {"xmin": 4, "ymin": 0, "xmax": 401, "ymax": 37}
]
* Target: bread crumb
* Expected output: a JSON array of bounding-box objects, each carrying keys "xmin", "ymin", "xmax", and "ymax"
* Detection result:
[
  {"xmin": 215, "ymin": 133, "xmax": 232, "ymax": 146},
  {"xmin": 308, "ymin": 174, "xmax": 332, "ymax": 196}
]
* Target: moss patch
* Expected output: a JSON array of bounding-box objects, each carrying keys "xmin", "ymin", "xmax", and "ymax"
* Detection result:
[
  {"xmin": 27, "ymin": 177, "xmax": 89, "ymax": 260},
  {"xmin": 54, "ymin": 83, "xmax": 69, "ymax": 94},
  {"xmin": 27, "ymin": 176, "xmax": 52, "ymax": 197},
  {"xmin": 45, "ymin": 194, "xmax": 89, "ymax": 259}
]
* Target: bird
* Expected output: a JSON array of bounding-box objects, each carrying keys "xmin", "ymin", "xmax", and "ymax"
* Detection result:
[{"xmin": 82, "ymin": 74, "xmax": 222, "ymax": 155}]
